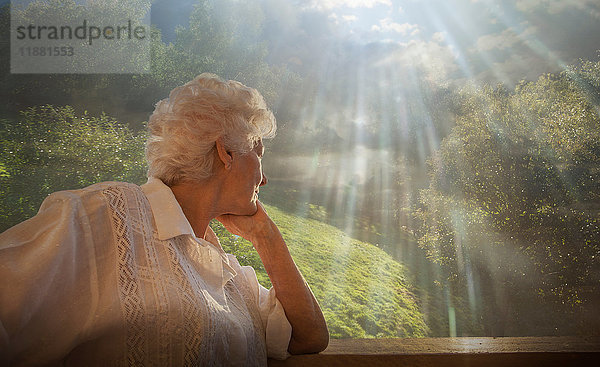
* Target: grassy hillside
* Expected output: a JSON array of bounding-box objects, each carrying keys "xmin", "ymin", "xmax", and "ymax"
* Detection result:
[{"xmin": 212, "ymin": 204, "xmax": 429, "ymax": 339}]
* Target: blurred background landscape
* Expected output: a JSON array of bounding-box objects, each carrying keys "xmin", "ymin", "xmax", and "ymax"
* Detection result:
[{"xmin": 1, "ymin": 0, "xmax": 599, "ymax": 338}]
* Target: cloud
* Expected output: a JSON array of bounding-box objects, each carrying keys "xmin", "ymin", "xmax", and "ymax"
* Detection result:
[
  {"xmin": 473, "ymin": 26, "xmax": 536, "ymax": 52},
  {"xmin": 329, "ymin": 13, "xmax": 358, "ymax": 25},
  {"xmin": 260, "ymin": 0, "xmax": 599, "ymax": 90},
  {"xmin": 516, "ymin": 0, "xmax": 600, "ymax": 18},
  {"xmin": 465, "ymin": 24, "xmax": 569, "ymax": 86},
  {"xmin": 372, "ymin": 18, "xmax": 420, "ymax": 36},
  {"xmin": 375, "ymin": 40, "xmax": 460, "ymax": 86},
  {"xmin": 307, "ymin": 0, "xmax": 392, "ymax": 10},
  {"xmin": 432, "ymin": 31, "xmax": 446, "ymax": 43},
  {"xmin": 515, "ymin": 0, "xmax": 541, "ymax": 12},
  {"xmin": 474, "ymin": 52, "xmax": 556, "ymax": 87}
]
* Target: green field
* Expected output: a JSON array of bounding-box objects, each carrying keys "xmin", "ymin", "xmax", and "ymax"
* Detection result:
[{"xmin": 213, "ymin": 204, "xmax": 429, "ymax": 339}]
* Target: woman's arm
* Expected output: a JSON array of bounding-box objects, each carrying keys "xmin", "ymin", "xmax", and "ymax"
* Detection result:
[
  {"xmin": 217, "ymin": 202, "xmax": 329, "ymax": 354},
  {"xmin": 0, "ymin": 191, "xmax": 98, "ymax": 364}
]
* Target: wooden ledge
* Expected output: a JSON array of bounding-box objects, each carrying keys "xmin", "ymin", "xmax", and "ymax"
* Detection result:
[{"xmin": 268, "ymin": 337, "xmax": 600, "ymax": 367}]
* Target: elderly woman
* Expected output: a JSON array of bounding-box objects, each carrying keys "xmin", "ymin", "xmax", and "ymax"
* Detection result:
[{"xmin": 0, "ymin": 74, "xmax": 329, "ymax": 366}]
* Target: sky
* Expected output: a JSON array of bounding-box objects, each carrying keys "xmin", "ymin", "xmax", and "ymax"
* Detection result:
[
  {"xmin": 5, "ymin": 0, "xmax": 598, "ymax": 87},
  {"xmin": 260, "ymin": 0, "xmax": 600, "ymax": 87}
]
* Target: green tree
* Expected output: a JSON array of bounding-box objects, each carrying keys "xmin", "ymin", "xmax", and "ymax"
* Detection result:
[
  {"xmin": 416, "ymin": 58, "xmax": 600, "ymax": 335},
  {"xmin": 0, "ymin": 105, "xmax": 147, "ymax": 231},
  {"xmin": 0, "ymin": 0, "xmax": 298, "ymax": 126}
]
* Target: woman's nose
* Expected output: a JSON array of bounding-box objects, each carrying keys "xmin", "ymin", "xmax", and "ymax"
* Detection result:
[{"xmin": 260, "ymin": 173, "xmax": 268, "ymax": 186}]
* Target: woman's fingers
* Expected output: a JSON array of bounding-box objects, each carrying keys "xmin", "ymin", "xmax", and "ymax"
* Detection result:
[
  {"xmin": 216, "ymin": 201, "xmax": 271, "ymax": 241},
  {"xmin": 216, "ymin": 214, "xmax": 242, "ymax": 236}
]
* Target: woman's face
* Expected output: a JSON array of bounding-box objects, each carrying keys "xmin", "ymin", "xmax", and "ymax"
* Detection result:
[{"xmin": 226, "ymin": 139, "xmax": 267, "ymax": 215}]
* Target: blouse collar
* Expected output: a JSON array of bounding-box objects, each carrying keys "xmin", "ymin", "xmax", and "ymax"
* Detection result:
[
  {"xmin": 140, "ymin": 176, "xmax": 196, "ymax": 241},
  {"xmin": 140, "ymin": 177, "xmax": 237, "ymax": 287}
]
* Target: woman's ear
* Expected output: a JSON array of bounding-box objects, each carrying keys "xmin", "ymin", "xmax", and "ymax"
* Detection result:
[{"xmin": 216, "ymin": 137, "xmax": 233, "ymax": 170}]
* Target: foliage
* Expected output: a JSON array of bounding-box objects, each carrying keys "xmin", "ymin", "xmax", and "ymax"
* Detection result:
[
  {"xmin": 0, "ymin": 1, "xmax": 298, "ymax": 125},
  {"xmin": 0, "ymin": 105, "xmax": 147, "ymax": 231},
  {"xmin": 416, "ymin": 60, "xmax": 600, "ymax": 335},
  {"xmin": 171, "ymin": 0, "xmax": 299, "ymax": 106}
]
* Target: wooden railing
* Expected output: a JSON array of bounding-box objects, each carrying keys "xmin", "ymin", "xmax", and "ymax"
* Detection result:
[{"xmin": 268, "ymin": 336, "xmax": 600, "ymax": 367}]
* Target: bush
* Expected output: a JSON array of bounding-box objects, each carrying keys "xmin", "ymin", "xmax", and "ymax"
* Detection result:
[{"xmin": 0, "ymin": 105, "xmax": 147, "ymax": 231}]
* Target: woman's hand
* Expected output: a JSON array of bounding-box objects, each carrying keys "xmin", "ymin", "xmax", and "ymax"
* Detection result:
[{"xmin": 216, "ymin": 201, "xmax": 274, "ymax": 243}]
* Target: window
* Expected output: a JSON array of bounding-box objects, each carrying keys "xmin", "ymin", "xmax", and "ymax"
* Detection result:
[{"xmin": 2, "ymin": 0, "xmax": 599, "ymax": 341}]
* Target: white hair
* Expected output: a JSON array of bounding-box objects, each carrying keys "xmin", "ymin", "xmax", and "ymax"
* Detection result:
[{"xmin": 145, "ymin": 73, "xmax": 276, "ymax": 185}]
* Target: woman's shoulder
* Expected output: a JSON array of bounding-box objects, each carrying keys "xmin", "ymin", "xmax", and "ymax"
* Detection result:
[
  {"xmin": 0, "ymin": 182, "xmax": 138, "ymax": 248},
  {"xmin": 66, "ymin": 181, "xmax": 143, "ymax": 197},
  {"xmin": 40, "ymin": 181, "xmax": 143, "ymax": 207},
  {"xmin": 21, "ymin": 181, "xmax": 146, "ymax": 229},
  {"xmin": 1, "ymin": 180, "xmax": 152, "ymax": 252}
]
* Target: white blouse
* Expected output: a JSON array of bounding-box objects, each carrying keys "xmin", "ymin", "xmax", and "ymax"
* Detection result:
[{"xmin": 0, "ymin": 178, "xmax": 292, "ymax": 366}]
